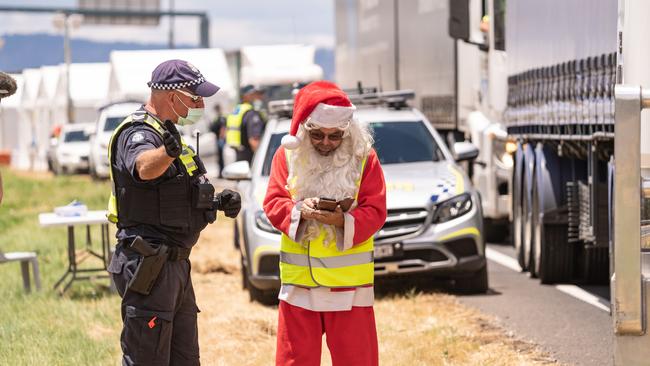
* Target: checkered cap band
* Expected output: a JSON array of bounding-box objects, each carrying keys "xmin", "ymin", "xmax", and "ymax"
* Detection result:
[{"xmin": 149, "ymin": 76, "xmax": 206, "ymax": 90}]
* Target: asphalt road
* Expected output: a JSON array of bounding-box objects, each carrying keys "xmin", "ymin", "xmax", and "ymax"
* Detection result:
[{"xmin": 458, "ymin": 243, "xmax": 613, "ymax": 366}]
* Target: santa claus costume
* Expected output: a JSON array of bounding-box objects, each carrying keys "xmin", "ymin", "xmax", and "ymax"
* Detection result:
[{"xmin": 263, "ymin": 81, "xmax": 387, "ymax": 366}]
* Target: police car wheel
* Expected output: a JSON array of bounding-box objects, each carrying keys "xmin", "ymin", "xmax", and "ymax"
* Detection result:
[
  {"xmin": 247, "ymin": 284, "xmax": 278, "ymax": 306},
  {"xmin": 454, "ymin": 265, "xmax": 489, "ymax": 294}
]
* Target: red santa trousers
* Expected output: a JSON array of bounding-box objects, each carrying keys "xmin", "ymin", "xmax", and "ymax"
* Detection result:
[{"xmin": 276, "ymin": 301, "xmax": 379, "ymax": 366}]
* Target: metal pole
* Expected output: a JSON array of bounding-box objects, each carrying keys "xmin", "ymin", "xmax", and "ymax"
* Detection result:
[
  {"xmin": 168, "ymin": 0, "xmax": 175, "ymax": 49},
  {"xmin": 63, "ymin": 14, "xmax": 74, "ymax": 124},
  {"xmin": 393, "ymin": 0, "xmax": 400, "ymax": 90},
  {"xmin": 200, "ymin": 15, "xmax": 210, "ymax": 48}
]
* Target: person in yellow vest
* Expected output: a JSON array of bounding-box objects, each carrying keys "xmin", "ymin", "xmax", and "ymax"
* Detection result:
[
  {"xmin": 263, "ymin": 81, "xmax": 387, "ymax": 366},
  {"xmin": 0, "ymin": 72, "xmax": 17, "ymax": 206},
  {"xmin": 106, "ymin": 60, "xmax": 241, "ymax": 365},
  {"xmin": 225, "ymin": 84, "xmax": 266, "ymax": 164}
]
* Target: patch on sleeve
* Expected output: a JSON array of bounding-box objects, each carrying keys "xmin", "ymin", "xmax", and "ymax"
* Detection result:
[{"xmin": 131, "ymin": 132, "xmax": 145, "ymax": 143}]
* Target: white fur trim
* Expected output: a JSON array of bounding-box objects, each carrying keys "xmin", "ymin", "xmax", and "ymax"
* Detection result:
[
  {"xmin": 307, "ymin": 103, "xmax": 356, "ymax": 128},
  {"xmin": 288, "ymin": 202, "xmax": 303, "ymax": 241},
  {"xmin": 338, "ymin": 212, "xmax": 355, "ymax": 251},
  {"xmin": 281, "ymin": 134, "xmax": 301, "ymax": 150}
]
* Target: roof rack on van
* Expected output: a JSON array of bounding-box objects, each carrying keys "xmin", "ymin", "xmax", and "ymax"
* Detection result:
[
  {"xmin": 268, "ymin": 99, "xmax": 294, "ymax": 118},
  {"xmin": 347, "ymin": 89, "xmax": 415, "ymax": 109},
  {"xmin": 267, "ymin": 89, "xmax": 415, "ymax": 118}
]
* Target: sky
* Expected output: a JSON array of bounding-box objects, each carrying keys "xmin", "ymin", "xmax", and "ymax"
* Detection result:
[{"xmin": 0, "ymin": 0, "xmax": 336, "ymax": 49}]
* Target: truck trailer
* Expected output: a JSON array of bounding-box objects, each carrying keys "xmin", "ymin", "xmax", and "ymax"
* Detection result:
[
  {"xmin": 335, "ymin": 0, "xmax": 511, "ymax": 238},
  {"xmin": 450, "ymin": 0, "xmax": 618, "ymax": 284}
]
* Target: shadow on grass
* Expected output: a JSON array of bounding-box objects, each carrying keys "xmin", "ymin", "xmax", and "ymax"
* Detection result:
[{"xmin": 65, "ymin": 281, "xmax": 117, "ymax": 301}]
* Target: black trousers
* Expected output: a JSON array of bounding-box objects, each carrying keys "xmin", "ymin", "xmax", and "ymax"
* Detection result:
[{"xmin": 109, "ymin": 242, "xmax": 200, "ymax": 366}]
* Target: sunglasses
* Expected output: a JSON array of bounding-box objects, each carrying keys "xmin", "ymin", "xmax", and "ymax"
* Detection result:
[
  {"xmin": 175, "ymin": 89, "xmax": 203, "ymax": 103},
  {"xmin": 308, "ymin": 130, "xmax": 344, "ymax": 142}
]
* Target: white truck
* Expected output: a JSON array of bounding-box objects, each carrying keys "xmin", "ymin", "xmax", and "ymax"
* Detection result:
[
  {"xmin": 334, "ymin": 0, "xmax": 511, "ymax": 240},
  {"xmin": 226, "ymin": 44, "xmax": 324, "ymax": 103},
  {"xmin": 449, "ymin": 0, "xmax": 617, "ymax": 284}
]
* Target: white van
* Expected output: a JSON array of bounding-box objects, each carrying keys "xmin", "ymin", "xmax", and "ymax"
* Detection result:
[{"xmin": 89, "ymin": 102, "xmax": 142, "ymax": 178}]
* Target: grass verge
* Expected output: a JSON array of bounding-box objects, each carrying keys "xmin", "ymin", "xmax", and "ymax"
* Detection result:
[{"xmin": 0, "ymin": 167, "xmax": 121, "ymax": 365}]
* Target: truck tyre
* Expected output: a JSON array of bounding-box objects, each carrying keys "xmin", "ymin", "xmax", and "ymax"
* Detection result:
[
  {"xmin": 530, "ymin": 174, "xmax": 540, "ymax": 278},
  {"xmin": 484, "ymin": 219, "xmax": 508, "ymax": 243},
  {"xmin": 521, "ymin": 160, "xmax": 534, "ymax": 271},
  {"xmin": 454, "ymin": 264, "xmax": 489, "ymax": 293},
  {"xmin": 535, "ymin": 207, "xmax": 573, "ymax": 284},
  {"xmin": 513, "ymin": 145, "xmax": 526, "ymax": 270}
]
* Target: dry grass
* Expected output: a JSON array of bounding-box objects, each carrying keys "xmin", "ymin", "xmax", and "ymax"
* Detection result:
[{"xmin": 191, "ymin": 213, "xmax": 560, "ymax": 366}]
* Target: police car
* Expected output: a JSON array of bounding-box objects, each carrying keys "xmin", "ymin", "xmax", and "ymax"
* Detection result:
[{"xmin": 223, "ymin": 90, "xmax": 487, "ymax": 304}]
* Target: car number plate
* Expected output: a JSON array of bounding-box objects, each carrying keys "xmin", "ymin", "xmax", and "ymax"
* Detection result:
[{"xmin": 374, "ymin": 244, "xmax": 394, "ymax": 259}]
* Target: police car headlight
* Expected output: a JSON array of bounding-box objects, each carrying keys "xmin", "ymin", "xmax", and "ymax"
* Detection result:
[
  {"xmin": 255, "ymin": 211, "xmax": 280, "ymax": 234},
  {"xmin": 432, "ymin": 193, "xmax": 473, "ymax": 223}
]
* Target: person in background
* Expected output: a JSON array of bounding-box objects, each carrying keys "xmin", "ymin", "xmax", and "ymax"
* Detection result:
[
  {"xmin": 225, "ymin": 84, "xmax": 266, "ymax": 165},
  {"xmin": 264, "ymin": 81, "xmax": 387, "ymax": 365},
  {"xmin": 0, "ymin": 72, "xmax": 18, "ymax": 205},
  {"xmin": 209, "ymin": 104, "xmax": 227, "ymax": 177}
]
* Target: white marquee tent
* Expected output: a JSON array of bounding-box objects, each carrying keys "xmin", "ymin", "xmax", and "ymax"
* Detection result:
[
  {"xmin": 107, "ymin": 48, "xmax": 235, "ymax": 120},
  {"xmin": 54, "ymin": 62, "xmax": 111, "ymax": 124}
]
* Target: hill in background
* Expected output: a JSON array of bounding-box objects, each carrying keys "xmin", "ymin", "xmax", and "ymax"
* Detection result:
[{"xmin": 0, "ymin": 33, "xmax": 334, "ymax": 80}]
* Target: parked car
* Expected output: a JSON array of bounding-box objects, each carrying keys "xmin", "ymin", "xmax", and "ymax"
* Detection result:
[
  {"xmin": 223, "ymin": 91, "xmax": 487, "ymax": 304},
  {"xmin": 50, "ymin": 122, "xmax": 94, "ymax": 175},
  {"xmin": 89, "ymin": 102, "xmax": 142, "ymax": 178}
]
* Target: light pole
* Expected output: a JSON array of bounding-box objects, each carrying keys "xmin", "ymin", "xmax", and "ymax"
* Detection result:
[{"xmin": 53, "ymin": 13, "xmax": 82, "ymax": 124}]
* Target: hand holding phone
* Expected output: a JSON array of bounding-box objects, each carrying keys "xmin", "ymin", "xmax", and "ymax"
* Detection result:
[{"xmin": 317, "ymin": 197, "xmax": 338, "ymax": 212}]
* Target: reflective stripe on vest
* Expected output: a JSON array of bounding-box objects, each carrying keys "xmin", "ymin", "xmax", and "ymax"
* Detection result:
[
  {"xmin": 279, "ymin": 150, "xmax": 372, "ymax": 288},
  {"xmin": 106, "ymin": 113, "xmax": 197, "ymax": 223},
  {"xmin": 225, "ymin": 103, "xmax": 253, "ymax": 147}
]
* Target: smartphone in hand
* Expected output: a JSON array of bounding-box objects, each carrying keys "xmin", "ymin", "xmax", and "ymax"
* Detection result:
[{"xmin": 317, "ymin": 197, "xmax": 338, "ymax": 211}]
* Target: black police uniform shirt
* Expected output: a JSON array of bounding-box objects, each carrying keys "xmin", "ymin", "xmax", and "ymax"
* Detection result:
[
  {"xmin": 238, "ymin": 109, "xmax": 265, "ymax": 163},
  {"xmin": 114, "ymin": 108, "xmax": 208, "ymax": 248}
]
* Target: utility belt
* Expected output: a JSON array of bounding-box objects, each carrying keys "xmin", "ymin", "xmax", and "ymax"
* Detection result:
[{"xmin": 125, "ymin": 236, "xmax": 192, "ymax": 295}]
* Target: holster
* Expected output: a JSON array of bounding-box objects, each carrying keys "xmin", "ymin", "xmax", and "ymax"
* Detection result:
[{"xmin": 127, "ymin": 236, "xmax": 169, "ymax": 295}]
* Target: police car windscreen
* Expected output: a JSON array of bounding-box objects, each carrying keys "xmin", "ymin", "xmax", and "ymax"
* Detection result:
[
  {"xmin": 370, "ymin": 121, "xmax": 444, "ymax": 164},
  {"xmin": 64, "ymin": 130, "xmax": 90, "ymax": 143},
  {"xmin": 104, "ymin": 117, "xmax": 127, "ymax": 132},
  {"xmin": 262, "ymin": 133, "xmax": 287, "ymax": 176}
]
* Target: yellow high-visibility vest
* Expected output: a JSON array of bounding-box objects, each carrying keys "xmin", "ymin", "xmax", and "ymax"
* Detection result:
[
  {"xmin": 106, "ymin": 113, "xmax": 198, "ymax": 224},
  {"xmin": 279, "ymin": 151, "xmax": 373, "ymax": 288},
  {"xmin": 225, "ymin": 102, "xmax": 253, "ymax": 147}
]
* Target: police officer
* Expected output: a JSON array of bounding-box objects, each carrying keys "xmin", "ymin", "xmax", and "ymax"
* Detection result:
[
  {"xmin": 106, "ymin": 59, "xmax": 241, "ymax": 366},
  {"xmin": 225, "ymin": 84, "xmax": 266, "ymax": 164}
]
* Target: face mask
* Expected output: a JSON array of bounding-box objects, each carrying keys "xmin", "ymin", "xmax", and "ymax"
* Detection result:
[
  {"xmin": 252, "ymin": 99, "xmax": 264, "ymax": 111},
  {"xmin": 172, "ymin": 94, "xmax": 204, "ymax": 126}
]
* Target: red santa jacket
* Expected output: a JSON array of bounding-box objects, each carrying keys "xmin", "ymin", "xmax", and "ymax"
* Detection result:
[{"xmin": 263, "ymin": 146, "xmax": 387, "ymax": 247}]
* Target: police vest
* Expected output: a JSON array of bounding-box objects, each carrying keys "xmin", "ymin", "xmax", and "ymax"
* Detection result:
[
  {"xmin": 107, "ymin": 111, "xmax": 215, "ymax": 232},
  {"xmin": 279, "ymin": 151, "xmax": 374, "ymax": 288},
  {"xmin": 225, "ymin": 102, "xmax": 253, "ymax": 148}
]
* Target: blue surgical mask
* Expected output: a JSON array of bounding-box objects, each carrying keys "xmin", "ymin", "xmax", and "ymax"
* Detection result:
[
  {"xmin": 253, "ymin": 99, "xmax": 264, "ymax": 111},
  {"xmin": 172, "ymin": 94, "xmax": 204, "ymax": 126}
]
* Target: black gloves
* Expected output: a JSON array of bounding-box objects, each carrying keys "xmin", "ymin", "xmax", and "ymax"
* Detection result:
[
  {"xmin": 214, "ymin": 189, "xmax": 242, "ymax": 218},
  {"xmin": 163, "ymin": 119, "xmax": 182, "ymax": 158}
]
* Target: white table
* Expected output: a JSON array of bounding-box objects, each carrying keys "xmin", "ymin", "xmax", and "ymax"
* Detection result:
[{"xmin": 39, "ymin": 210, "xmax": 112, "ymax": 293}]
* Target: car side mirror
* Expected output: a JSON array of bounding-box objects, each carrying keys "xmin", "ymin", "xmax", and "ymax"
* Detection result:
[
  {"xmin": 222, "ymin": 161, "xmax": 252, "ymax": 181},
  {"xmin": 453, "ymin": 141, "xmax": 479, "ymax": 162}
]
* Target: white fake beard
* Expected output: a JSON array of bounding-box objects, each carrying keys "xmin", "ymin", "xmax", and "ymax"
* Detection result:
[{"xmin": 287, "ymin": 122, "xmax": 373, "ymax": 246}]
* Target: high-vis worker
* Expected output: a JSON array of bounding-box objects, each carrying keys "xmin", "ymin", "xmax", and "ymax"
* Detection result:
[
  {"xmin": 106, "ymin": 59, "xmax": 241, "ymax": 366},
  {"xmin": 225, "ymin": 84, "xmax": 266, "ymax": 164},
  {"xmin": 264, "ymin": 81, "xmax": 387, "ymax": 366}
]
